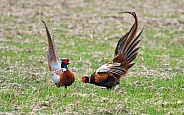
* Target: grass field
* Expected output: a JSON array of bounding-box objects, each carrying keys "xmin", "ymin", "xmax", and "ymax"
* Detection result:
[{"xmin": 0, "ymin": 0, "xmax": 184, "ymax": 114}]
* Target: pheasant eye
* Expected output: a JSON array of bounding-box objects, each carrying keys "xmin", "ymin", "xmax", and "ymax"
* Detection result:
[{"xmin": 67, "ymin": 58, "xmax": 70, "ymax": 62}]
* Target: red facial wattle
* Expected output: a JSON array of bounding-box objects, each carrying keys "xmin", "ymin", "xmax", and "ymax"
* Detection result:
[
  {"xmin": 82, "ymin": 76, "xmax": 86, "ymax": 83},
  {"xmin": 64, "ymin": 58, "xmax": 70, "ymax": 65}
]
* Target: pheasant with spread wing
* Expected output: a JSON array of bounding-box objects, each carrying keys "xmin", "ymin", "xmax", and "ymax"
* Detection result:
[
  {"xmin": 82, "ymin": 12, "xmax": 143, "ymax": 89},
  {"xmin": 42, "ymin": 20, "xmax": 75, "ymax": 88}
]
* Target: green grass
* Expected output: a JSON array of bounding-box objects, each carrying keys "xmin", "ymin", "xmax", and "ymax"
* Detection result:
[{"xmin": 0, "ymin": 0, "xmax": 184, "ymax": 114}]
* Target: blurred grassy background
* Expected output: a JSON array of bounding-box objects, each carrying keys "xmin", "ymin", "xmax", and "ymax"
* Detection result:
[{"xmin": 0, "ymin": 0, "xmax": 184, "ymax": 114}]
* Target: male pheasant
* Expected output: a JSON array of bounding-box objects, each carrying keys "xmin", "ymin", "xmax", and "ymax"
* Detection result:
[
  {"xmin": 82, "ymin": 12, "xmax": 143, "ymax": 89},
  {"xmin": 42, "ymin": 20, "xmax": 75, "ymax": 88}
]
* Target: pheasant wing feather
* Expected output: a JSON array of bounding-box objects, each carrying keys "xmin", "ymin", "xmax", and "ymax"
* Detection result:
[{"xmin": 96, "ymin": 63, "xmax": 126, "ymax": 77}]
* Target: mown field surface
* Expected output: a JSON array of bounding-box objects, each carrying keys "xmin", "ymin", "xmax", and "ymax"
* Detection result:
[{"xmin": 0, "ymin": 0, "xmax": 184, "ymax": 114}]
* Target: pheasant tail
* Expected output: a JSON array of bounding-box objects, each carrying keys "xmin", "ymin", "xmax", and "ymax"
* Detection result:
[
  {"xmin": 115, "ymin": 12, "xmax": 138, "ymax": 57},
  {"xmin": 42, "ymin": 20, "xmax": 59, "ymax": 64},
  {"xmin": 114, "ymin": 12, "xmax": 144, "ymax": 69}
]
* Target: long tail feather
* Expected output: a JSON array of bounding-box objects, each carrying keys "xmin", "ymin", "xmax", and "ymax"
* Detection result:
[
  {"xmin": 128, "ymin": 63, "xmax": 135, "ymax": 69},
  {"xmin": 114, "ymin": 33, "xmax": 129, "ymax": 56},
  {"xmin": 113, "ymin": 12, "xmax": 144, "ymax": 69},
  {"xmin": 121, "ymin": 12, "xmax": 138, "ymax": 53},
  {"xmin": 126, "ymin": 27, "xmax": 144, "ymax": 64},
  {"xmin": 127, "ymin": 52, "xmax": 139, "ymax": 63},
  {"xmin": 114, "ymin": 12, "xmax": 138, "ymax": 57},
  {"xmin": 42, "ymin": 20, "xmax": 59, "ymax": 63},
  {"xmin": 125, "ymin": 31, "xmax": 141, "ymax": 56}
]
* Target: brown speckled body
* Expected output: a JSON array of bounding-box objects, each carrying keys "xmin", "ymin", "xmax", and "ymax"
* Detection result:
[{"xmin": 90, "ymin": 72, "xmax": 120, "ymax": 89}]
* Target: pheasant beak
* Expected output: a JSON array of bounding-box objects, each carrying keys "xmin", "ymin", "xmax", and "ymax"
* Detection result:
[{"xmin": 68, "ymin": 60, "xmax": 71, "ymax": 64}]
